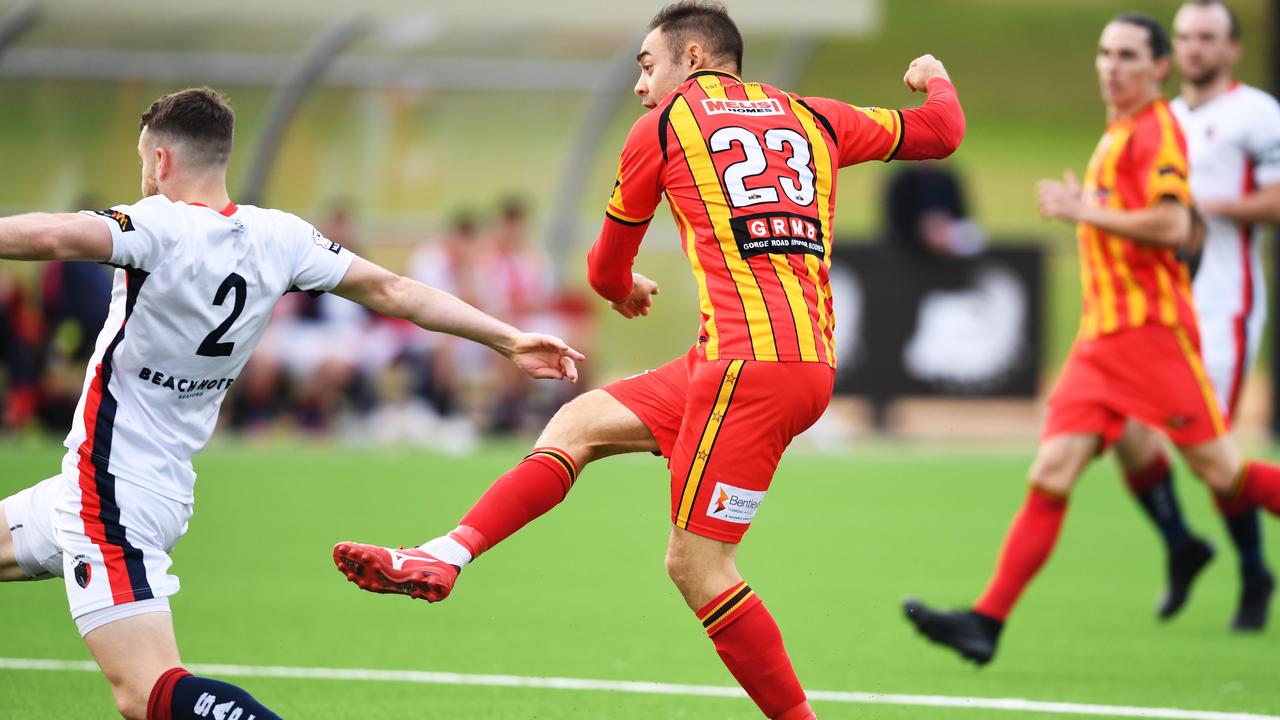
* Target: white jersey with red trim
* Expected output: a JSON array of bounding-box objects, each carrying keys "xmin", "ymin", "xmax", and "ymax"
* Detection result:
[
  {"xmin": 1171, "ymin": 83, "xmax": 1280, "ymax": 417},
  {"xmin": 66, "ymin": 195, "xmax": 355, "ymax": 503}
]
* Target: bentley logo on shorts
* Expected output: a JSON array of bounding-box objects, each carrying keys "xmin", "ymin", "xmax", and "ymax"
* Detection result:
[
  {"xmin": 73, "ymin": 555, "xmax": 92, "ymax": 589},
  {"xmin": 706, "ymin": 482, "xmax": 765, "ymax": 524},
  {"xmin": 1165, "ymin": 415, "xmax": 1196, "ymax": 430}
]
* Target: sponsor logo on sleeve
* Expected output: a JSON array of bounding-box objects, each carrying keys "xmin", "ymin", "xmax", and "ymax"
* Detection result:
[
  {"xmin": 701, "ymin": 98, "xmax": 785, "ymax": 116},
  {"xmin": 93, "ymin": 210, "xmax": 135, "ymax": 232},
  {"xmin": 313, "ymin": 228, "xmax": 343, "ymax": 255},
  {"xmin": 705, "ymin": 482, "xmax": 766, "ymax": 524}
]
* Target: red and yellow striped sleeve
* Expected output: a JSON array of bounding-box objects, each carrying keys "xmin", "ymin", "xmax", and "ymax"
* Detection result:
[
  {"xmin": 798, "ymin": 78, "xmax": 964, "ymax": 167},
  {"xmin": 798, "ymin": 95, "xmax": 901, "ymax": 165},
  {"xmin": 605, "ymin": 108, "xmax": 665, "ymax": 226},
  {"xmin": 1134, "ymin": 102, "xmax": 1192, "ymax": 207}
]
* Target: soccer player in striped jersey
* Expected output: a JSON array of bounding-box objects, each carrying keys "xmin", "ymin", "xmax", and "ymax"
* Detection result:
[
  {"xmin": 333, "ymin": 2, "xmax": 964, "ymax": 717},
  {"xmin": 904, "ymin": 12, "xmax": 1280, "ymax": 667},
  {"xmin": 1111, "ymin": 0, "xmax": 1280, "ymax": 632},
  {"xmin": 0, "ymin": 88, "xmax": 583, "ymax": 720}
]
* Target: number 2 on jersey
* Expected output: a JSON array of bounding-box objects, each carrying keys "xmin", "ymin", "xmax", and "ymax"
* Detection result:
[
  {"xmin": 709, "ymin": 126, "xmax": 815, "ymax": 209},
  {"xmin": 196, "ymin": 273, "xmax": 247, "ymax": 358}
]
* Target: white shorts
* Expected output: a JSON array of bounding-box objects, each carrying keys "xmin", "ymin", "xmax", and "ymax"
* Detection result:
[
  {"xmin": 1197, "ymin": 299, "xmax": 1266, "ymax": 422},
  {"xmin": 4, "ymin": 452, "xmax": 192, "ymax": 636},
  {"xmin": 1193, "ymin": 229, "xmax": 1268, "ymax": 422}
]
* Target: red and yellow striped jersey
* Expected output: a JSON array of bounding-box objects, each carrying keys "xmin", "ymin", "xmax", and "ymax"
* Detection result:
[
  {"xmin": 1077, "ymin": 99, "xmax": 1196, "ymax": 340},
  {"xmin": 595, "ymin": 70, "xmax": 963, "ymax": 368}
]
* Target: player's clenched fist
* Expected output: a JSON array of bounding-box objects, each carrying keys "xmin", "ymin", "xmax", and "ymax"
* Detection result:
[
  {"xmin": 610, "ymin": 272, "xmax": 660, "ymax": 319},
  {"xmin": 903, "ymin": 54, "xmax": 950, "ymax": 92}
]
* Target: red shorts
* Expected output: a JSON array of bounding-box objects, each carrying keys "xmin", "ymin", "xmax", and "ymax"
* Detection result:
[
  {"xmin": 1044, "ymin": 324, "xmax": 1227, "ymax": 450},
  {"xmin": 604, "ymin": 346, "xmax": 833, "ymax": 543}
]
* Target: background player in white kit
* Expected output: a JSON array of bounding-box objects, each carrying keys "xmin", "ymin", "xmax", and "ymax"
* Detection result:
[
  {"xmin": 0, "ymin": 88, "xmax": 583, "ymax": 720},
  {"xmin": 1113, "ymin": 0, "xmax": 1280, "ymax": 631}
]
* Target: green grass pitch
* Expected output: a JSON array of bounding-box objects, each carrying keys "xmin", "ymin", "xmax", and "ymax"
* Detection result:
[{"xmin": 1, "ymin": 439, "xmax": 1278, "ymax": 718}]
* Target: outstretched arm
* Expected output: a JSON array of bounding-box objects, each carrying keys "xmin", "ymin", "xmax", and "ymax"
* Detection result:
[
  {"xmin": 0, "ymin": 212, "xmax": 112, "ymax": 262},
  {"xmin": 333, "ymin": 257, "xmax": 583, "ymax": 382}
]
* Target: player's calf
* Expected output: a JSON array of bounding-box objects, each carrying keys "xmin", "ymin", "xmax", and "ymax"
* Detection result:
[
  {"xmin": 665, "ymin": 528, "xmax": 814, "ymax": 719},
  {"xmin": 148, "ymin": 668, "xmax": 282, "ymax": 720}
]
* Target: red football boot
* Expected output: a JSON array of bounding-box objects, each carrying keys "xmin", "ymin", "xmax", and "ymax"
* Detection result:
[{"xmin": 332, "ymin": 542, "xmax": 460, "ymax": 603}]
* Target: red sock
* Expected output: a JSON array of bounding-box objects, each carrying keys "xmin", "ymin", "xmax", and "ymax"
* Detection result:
[
  {"xmin": 973, "ymin": 488, "xmax": 1068, "ymax": 622},
  {"xmin": 1214, "ymin": 490, "xmax": 1254, "ymax": 518},
  {"xmin": 146, "ymin": 667, "xmax": 191, "ymax": 720},
  {"xmin": 1124, "ymin": 453, "xmax": 1170, "ymax": 494},
  {"xmin": 697, "ymin": 582, "xmax": 813, "ymax": 720},
  {"xmin": 456, "ymin": 447, "xmax": 578, "ymax": 556},
  {"xmin": 1234, "ymin": 461, "xmax": 1280, "ymax": 515}
]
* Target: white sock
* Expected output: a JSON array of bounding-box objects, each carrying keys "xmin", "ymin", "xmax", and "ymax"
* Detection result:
[{"xmin": 418, "ymin": 535, "xmax": 473, "ymax": 567}]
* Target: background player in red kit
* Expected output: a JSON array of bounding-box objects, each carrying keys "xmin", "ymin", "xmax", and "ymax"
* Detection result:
[
  {"xmin": 334, "ymin": 2, "xmax": 964, "ymax": 717},
  {"xmin": 904, "ymin": 12, "xmax": 1280, "ymax": 667}
]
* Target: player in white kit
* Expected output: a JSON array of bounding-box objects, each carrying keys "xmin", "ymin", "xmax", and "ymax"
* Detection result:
[
  {"xmin": 0, "ymin": 88, "xmax": 584, "ymax": 719},
  {"xmin": 1112, "ymin": 0, "xmax": 1280, "ymax": 631}
]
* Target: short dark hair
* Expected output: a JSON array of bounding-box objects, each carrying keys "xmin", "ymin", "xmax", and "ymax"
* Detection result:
[
  {"xmin": 649, "ymin": 1, "xmax": 743, "ymax": 73},
  {"xmin": 1113, "ymin": 12, "xmax": 1172, "ymax": 60},
  {"xmin": 1183, "ymin": 0, "xmax": 1241, "ymax": 41},
  {"xmin": 139, "ymin": 87, "xmax": 235, "ymax": 168}
]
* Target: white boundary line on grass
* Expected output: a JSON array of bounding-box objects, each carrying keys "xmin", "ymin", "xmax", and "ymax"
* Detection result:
[{"xmin": 2, "ymin": 657, "xmax": 1276, "ymax": 720}]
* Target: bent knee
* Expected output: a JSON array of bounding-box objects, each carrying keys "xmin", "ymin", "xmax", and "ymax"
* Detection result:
[
  {"xmin": 664, "ymin": 546, "xmax": 692, "ymax": 586},
  {"xmin": 1027, "ymin": 461, "xmax": 1072, "ymax": 496},
  {"xmin": 1185, "ymin": 457, "xmax": 1237, "ymax": 494},
  {"xmin": 110, "ymin": 683, "xmax": 151, "ymax": 720},
  {"xmin": 1027, "ymin": 454, "xmax": 1085, "ymax": 496},
  {"xmin": 538, "ymin": 392, "xmax": 604, "ymax": 461}
]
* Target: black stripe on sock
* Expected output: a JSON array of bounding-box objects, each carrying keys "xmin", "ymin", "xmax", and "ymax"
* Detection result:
[{"xmin": 702, "ymin": 584, "xmax": 753, "ymax": 629}]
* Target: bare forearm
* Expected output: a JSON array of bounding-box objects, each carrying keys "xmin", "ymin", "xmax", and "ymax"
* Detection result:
[
  {"xmin": 0, "ymin": 212, "xmax": 112, "ymax": 262},
  {"xmin": 383, "ymin": 277, "xmax": 520, "ymax": 356},
  {"xmin": 1, "ymin": 214, "xmax": 73, "ymax": 260},
  {"xmin": 1205, "ymin": 184, "xmax": 1280, "ymax": 225},
  {"xmin": 1077, "ymin": 203, "xmax": 1191, "ymax": 249}
]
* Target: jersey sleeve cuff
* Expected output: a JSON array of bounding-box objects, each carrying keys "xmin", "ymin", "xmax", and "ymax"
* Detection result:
[
  {"xmin": 79, "ymin": 210, "xmax": 128, "ymax": 266},
  {"xmin": 317, "ymin": 249, "xmax": 357, "ymax": 293},
  {"xmin": 605, "ymin": 209, "xmax": 654, "ymax": 227},
  {"xmin": 926, "ymin": 77, "xmax": 956, "ymax": 93}
]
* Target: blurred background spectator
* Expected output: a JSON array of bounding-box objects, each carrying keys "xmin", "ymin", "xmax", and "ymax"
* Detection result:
[{"xmin": 883, "ymin": 161, "xmax": 987, "ymax": 259}]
